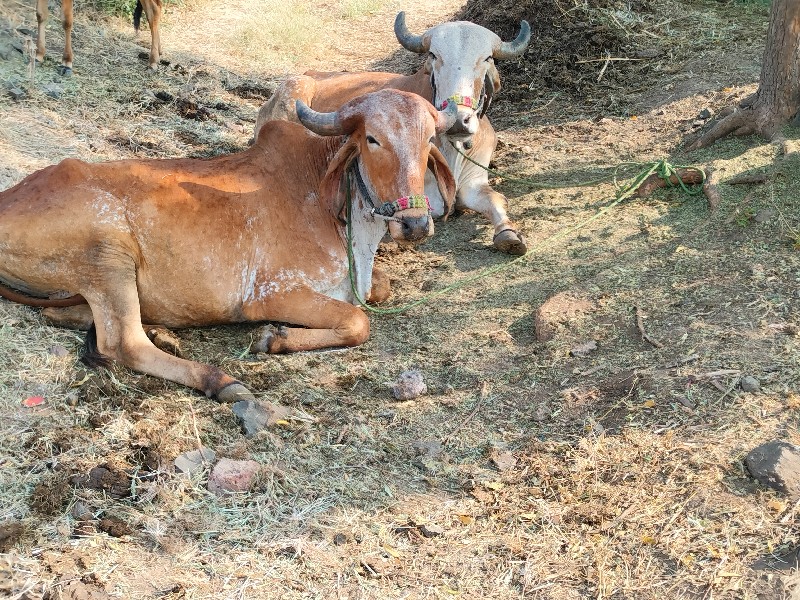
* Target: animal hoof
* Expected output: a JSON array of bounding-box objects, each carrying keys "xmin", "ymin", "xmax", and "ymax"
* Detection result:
[
  {"xmin": 57, "ymin": 65, "xmax": 73, "ymax": 77},
  {"xmin": 216, "ymin": 383, "xmax": 256, "ymax": 404},
  {"xmin": 146, "ymin": 326, "xmax": 184, "ymax": 357},
  {"xmin": 493, "ymin": 228, "xmax": 527, "ymax": 256},
  {"xmin": 231, "ymin": 399, "xmax": 292, "ymax": 436},
  {"xmin": 249, "ymin": 325, "xmax": 287, "ymax": 354}
]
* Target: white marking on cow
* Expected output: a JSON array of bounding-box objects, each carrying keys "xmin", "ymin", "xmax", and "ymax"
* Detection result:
[{"xmin": 91, "ymin": 192, "xmax": 128, "ymax": 230}]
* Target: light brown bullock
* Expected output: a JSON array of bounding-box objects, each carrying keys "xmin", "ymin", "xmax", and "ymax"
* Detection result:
[
  {"xmin": 0, "ymin": 90, "xmax": 456, "ymax": 404},
  {"xmin": 36, "ymin": 0, "xmax": 163, "ymax": 74},
  {"xmin": 255, "ymin": 12, "xmax": 531, "ymax": 256}
]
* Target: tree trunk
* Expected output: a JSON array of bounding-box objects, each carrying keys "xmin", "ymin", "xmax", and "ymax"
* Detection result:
[{"xmin": 688, "ymin": 0, "xmax": 800, "ymax": 150}]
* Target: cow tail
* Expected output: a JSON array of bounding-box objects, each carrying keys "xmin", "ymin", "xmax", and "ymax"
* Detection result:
[
  {"xmin": 0, "ymin": 282, "xmax": 87, "ymax": 307},
  {"xmin": 81, "ymin": 324, "xmax": 112, "ymax": 369},
  {"xmin": 133, "ymin": 0, "xmax": 143, "ymax": 32}
]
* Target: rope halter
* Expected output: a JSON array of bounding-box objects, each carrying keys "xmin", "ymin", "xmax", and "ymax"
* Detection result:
[
  {"xmin": 439, "ymin": 94, "xmax": 475, "ymax": 110},
  {"xmin": 372, "ymin": 194, "xmax": 431, "ymax": 217},
  {"xmin": 350, "ymin": 161, "xmax": 431, "ymax": 221}
]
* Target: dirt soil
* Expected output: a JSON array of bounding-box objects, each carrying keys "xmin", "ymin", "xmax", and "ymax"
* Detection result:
[{"xmin": 1, "ymin": 0, "xmax": 799, "ymax": 598}]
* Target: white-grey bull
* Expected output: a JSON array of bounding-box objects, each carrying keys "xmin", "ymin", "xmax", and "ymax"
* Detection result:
[{"xmin": 255, "ymin": 12, "xmax": 531, "ymax": 256}]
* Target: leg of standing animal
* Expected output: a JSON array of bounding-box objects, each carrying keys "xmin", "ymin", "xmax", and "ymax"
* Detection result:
[
  {"xmin": 61, "ymin": 0, "xmax": 73, "ymax": 73},
  {"xmin": 34, "ymin": 0, "xmax": 49, "ymax": 64},
  {"xmin": 136, "ymin": 0, "xmax": 163, "ymax": 70},
  {"xmin": 245, "ymin": 289, "xmax": 370, "ymax": 354}
]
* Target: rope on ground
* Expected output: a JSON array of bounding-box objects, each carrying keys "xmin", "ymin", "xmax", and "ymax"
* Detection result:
[{"xmin": 346, "ymin": 159, "xmax": 705, "ymax": 316}]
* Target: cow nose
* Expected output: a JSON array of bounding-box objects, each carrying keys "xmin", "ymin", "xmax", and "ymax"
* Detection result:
[
  {"xmin": 447, "ymin": 109, "xmax": 478, "ymax": 137},
  {"xmin": 401, "ymin": 215, "xmax": 430, "ymax": 241}
]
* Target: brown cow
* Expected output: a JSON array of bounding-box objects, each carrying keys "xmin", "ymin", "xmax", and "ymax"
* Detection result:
[
  {"xmin": 36, "ymin": 0, "xmax": 163, "ymax": 74},
  {"xmin": 0, "ymin": 90, "xmax": 456, "ymax": 405},
  {"xmin": 255, "ymin": 12, "xmax": 531, "ymax": 256}
]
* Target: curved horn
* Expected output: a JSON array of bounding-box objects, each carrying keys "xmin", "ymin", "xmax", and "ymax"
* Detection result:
[
  {"xmin": 296, "ymin": 100, "xmax": 345, "ymax": 136},
  {"xmin": 394, "ymin": 12, "xmax": 428, "ymax": 54},
  {"xmin": 435, "ymin": 101, "xmax": 458, "ymax": 134},
  {"xmin": 493, "ymin": 20, "xmax": 531, "ymax": 60}
]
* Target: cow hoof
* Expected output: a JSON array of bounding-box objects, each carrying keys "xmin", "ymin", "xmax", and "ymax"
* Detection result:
[
  {"xmin": 231, "ymin": 399, "xmax": 292, "ymax": 437},
  {"xmin": 368, "ymin": 267, "xmax": 392, "ymax": 304},
  {"xmin": 145, "ymin": 326, "xmax": 184, "ymax": 357},
  {"xmin": 216, "ymin": 383, "xmax": 256, "ymax": 404},
  {"xmin": 58, "ymin": 65, "xmax": 73, "ymax": 77},
  {"xmin": 249, "ymin": 325, "xmax": 287, "ymax": 354},
  {"xmin": 493, "ymin": 228, "xmax": 527, "ymax": 256}
]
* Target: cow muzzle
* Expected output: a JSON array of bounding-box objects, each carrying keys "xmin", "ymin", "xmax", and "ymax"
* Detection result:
[
  {"xmin": 439, "ymin": 96, "xmax": 480, "ymax": 140},
  {"xmin": 447, "ymin": 108, "xmax": 480, "ymax": 139},
  {"xmin": 378, "ymin": 195, "xmax": 434, "ymax": 243}
]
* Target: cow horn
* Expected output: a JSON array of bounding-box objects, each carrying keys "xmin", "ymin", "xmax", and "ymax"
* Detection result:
[
  {"xmin": 435, "ymin": 101, "xmax": 458, "ymax": 134},
  {"xmin": 296, "ymin": 100, "xmax": 345, "ymax": 136},
  {"xmin": 394, "ymin": 12, "xmax": 428, "ymax": 54},
  {"xmin": 493, "ymin": 20, "xmax": 531, "ymax": 60}
]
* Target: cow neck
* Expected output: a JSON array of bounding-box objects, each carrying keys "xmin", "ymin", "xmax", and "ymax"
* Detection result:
[{"xmin": 341, "ymin": 159, "xmax": 387, "ymax": 304}]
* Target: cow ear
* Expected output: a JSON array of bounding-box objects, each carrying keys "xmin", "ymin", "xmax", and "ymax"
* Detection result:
[
  {"xmin": 320, "ymin": 136, "xmax": 360, "ymax": 222},
  {"xmin": 427, "ymin": 144, "xmax": 456, "ymax": 219},
  {"xmin": 487, "ymin": 63, "xmax": 501, "ymax": 95},
  {"xmin": 424, "ymin": 54, "xmax": 434, "ymax": 75}
]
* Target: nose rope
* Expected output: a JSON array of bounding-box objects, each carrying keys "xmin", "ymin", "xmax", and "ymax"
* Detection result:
[{"xmin": 349, "ymin": 162, "xmax": 431, "ymax": 219}]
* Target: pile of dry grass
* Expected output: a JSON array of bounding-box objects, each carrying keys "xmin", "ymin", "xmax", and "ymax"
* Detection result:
[{"xmin": 458, "ymin": 0, "xmax": 656, "ymax": 103}]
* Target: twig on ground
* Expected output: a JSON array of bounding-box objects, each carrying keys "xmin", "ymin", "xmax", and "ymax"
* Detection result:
[
  {"xmin": 443, "ymin": 381, "xmax": 490, "ymax": 444},
  {"xmin": 727, "ymin": 172, "xmax": 768, "ymax": 185},
  {"xmin": 187, "ymin": 399, "xmax": 211, "ymax": 460},
  {"xmin": 663, "ymin": 354, "xmax": 700, "ymax": 369},
  {"xmin": 703, "ymin": 168, "xmax": 723, "ymax": 211},
  {"xmin": 597, "ymin": 52, "xmax": 611, "ymax": 82},
  {"xmin": 635, "ymin": 306, "xmax": 664, "ymax": 348}
]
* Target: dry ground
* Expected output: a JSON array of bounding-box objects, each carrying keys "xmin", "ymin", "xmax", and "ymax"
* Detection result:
[{"xmin": 1, "ymin": 0, "xmax": 799, "ymax": 598}]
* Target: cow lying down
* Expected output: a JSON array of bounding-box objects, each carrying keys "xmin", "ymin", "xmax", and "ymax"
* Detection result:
[{"xmin": 0, "ymin": 90, "xmax": 456, "ymax": 406}]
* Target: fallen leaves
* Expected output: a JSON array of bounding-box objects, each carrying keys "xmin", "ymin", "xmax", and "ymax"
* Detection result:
[
  {"xmin": 22, "ymin": 396, "xmax": 45, "ymax": 407},
  {"xmin": 489, "ymin": 449, "xmax": 517, "ymax": 472}
]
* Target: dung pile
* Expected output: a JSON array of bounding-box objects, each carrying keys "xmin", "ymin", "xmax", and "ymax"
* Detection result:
[{"xmin": 458, "ymin": 0, "xmax": 658, "ymax": 111}]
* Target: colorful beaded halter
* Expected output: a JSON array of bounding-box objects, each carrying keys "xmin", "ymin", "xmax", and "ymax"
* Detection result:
[
  {"xmin": 373, "ymin": 194, "xmax": 432, "ymax": 217},
  {"xmin": 350, "ymin": 161, "xmax": 431, "ymax": 218},
  {"xmin": 439, "ymin": 94, "xmax": 474, "ymax": 110}
]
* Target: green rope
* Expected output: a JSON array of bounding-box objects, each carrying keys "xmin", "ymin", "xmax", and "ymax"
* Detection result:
[
  {"xmin": 346, "ymin": 159, "xmax": 705, "ymax": 316},
  {"xmin": 450, "ymin": 140, "xmax": 616, "ymax": 189}
]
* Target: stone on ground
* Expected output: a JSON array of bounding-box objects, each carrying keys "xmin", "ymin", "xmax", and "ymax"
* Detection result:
[
  {"xmin": 207, "ymin": 458, "xmax": 261, "ymax": 496},
  {"xmin": 745, "ymin": 440, "xmax": 800, "ymax": 498}
]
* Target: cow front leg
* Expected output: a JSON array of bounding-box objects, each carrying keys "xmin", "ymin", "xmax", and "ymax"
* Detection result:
[
  {"xmin": 81, "ymin": 259, "xmax": 250, "ymax": 403},
  {"xmin": 369, "ymin": 267, "xmax": 391, "ymax": 304},
  {"xmin": 243, "ymin": 289, "xmax": 370, "ymax": 353},
  {"xmin": 458, "ymin": 181, "xmax": 527, "ymax": 256}
]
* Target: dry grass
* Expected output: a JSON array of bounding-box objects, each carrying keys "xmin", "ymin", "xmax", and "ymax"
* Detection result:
[{"xmin": 1, "ymin": 0, "xmax": 799, "ymax": 598}]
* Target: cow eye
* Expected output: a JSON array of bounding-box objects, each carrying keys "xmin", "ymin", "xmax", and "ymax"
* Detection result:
[
  {"xmin": 429, "ymin": 52, "xmax": 437, "ymax": 61},
  {"xmin": 485, "ymin": 56, "xmax": 493, "ymax": 63},
  {"xmin": 366, "ymin": 135, "xmax": 380, "ymax": 146}
]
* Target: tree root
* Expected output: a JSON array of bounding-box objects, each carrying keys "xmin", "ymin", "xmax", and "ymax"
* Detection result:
[
  {"xmin": 686, "ymin": 108, "xmax": 754, "ymax": 150},
  {"xmin": 634, "ymin": 168, "xmax": 706, "ymax": 198}
]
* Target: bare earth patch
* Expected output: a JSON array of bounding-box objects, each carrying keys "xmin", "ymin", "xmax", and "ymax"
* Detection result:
[{"xmin": 0, "ymin": 0, "xmax": 799, "ymax": 598}]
